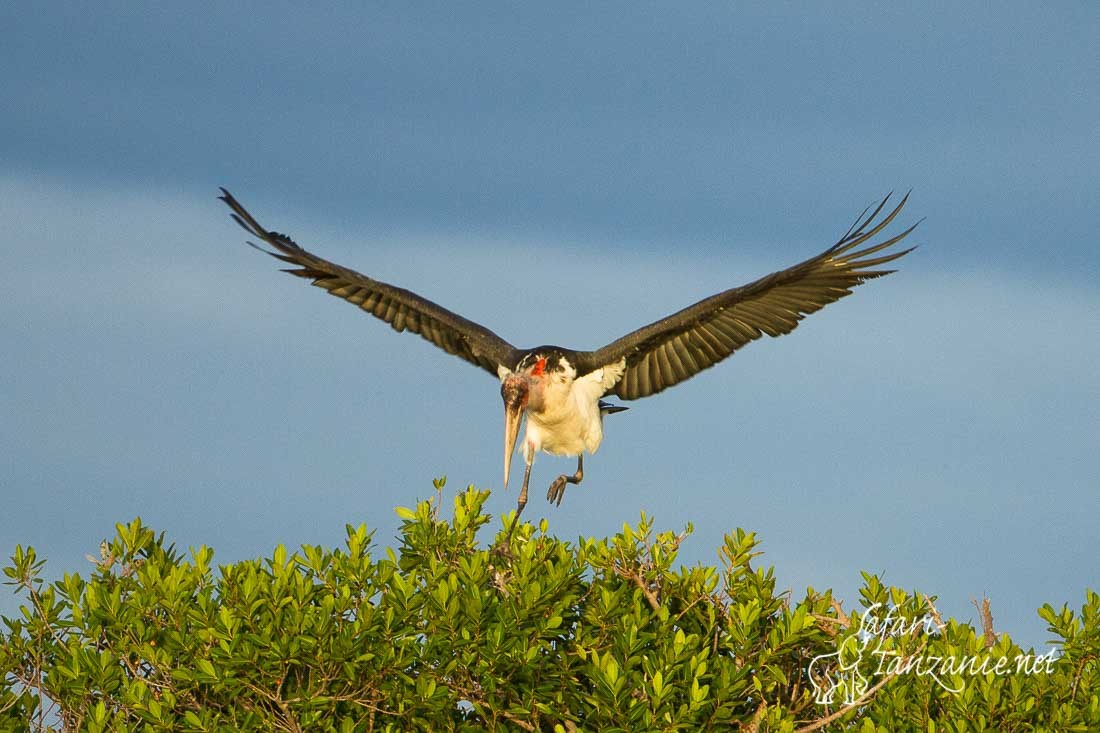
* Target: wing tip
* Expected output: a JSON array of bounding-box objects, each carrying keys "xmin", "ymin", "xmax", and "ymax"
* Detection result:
[{"xmin": 220, "ymin": 188, "xmax": 305, "ymax": 256}]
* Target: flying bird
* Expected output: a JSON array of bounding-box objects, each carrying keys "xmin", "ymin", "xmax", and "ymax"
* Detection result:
[{"xmin": 221, "ymin": 189, "xmax": 917, "ymax": 542}]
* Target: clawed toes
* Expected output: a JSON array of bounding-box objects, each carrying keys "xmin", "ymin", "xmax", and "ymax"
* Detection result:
[{"xmin": 546, "ymin": 477, "xmax": 567, "ymax": 506}]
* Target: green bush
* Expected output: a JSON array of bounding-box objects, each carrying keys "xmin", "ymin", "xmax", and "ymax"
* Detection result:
[{"xmin": 2, "ymin": 484, "xmax": 1097, "ymax": 731}]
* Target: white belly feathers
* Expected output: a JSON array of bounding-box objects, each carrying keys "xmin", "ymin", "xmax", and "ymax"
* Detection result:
[{"xmin": 522, "ymin": 358, "xmax": 625, "ymax": 462}]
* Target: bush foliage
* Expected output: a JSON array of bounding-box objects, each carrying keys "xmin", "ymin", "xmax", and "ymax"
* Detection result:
[{"xmin": 2, "ymin": 484, "xmax": 1097, "ymax": 731}]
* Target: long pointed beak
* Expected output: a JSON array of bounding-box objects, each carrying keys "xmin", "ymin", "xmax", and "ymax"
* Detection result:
[{"xmin": 503, "ymin": 400, "xmax": 523, "ymax": 488}]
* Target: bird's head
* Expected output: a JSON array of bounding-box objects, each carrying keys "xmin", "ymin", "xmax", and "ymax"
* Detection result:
[{"xmin": 500, "ymin": 356, "xmax": 551, "ymax": 487}]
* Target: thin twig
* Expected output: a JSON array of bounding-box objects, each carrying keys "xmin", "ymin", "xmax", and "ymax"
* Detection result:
[
  {"xmin": 631, "ymin": 572, "xmax": 660, "ymax": 612},
  {"xmin": 971, "ymin": 596, "xmax": 996, "ymax": 648},
  {"xmin": 498, "ymin": 711, "xmax": 537, "ymax": 731}
]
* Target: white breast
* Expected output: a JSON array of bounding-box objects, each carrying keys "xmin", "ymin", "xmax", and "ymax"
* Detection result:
[{"xmin": 523, "ymin": 358, "xmax": 626, "ymax": 462}]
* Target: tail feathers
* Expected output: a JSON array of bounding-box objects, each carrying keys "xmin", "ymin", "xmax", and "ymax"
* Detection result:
[{"xmin": 599, "ymin": 400, "xmax": 629, "ymax": 416}]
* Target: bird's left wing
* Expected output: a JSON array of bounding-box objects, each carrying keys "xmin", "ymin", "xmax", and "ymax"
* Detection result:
[
  {"xmin": 220, "ymin": 189, "xmax": 520, "ymax": 376},
  {"xmin": 575, "ymin": 194, "xmax": 918, "ymax": 400}
]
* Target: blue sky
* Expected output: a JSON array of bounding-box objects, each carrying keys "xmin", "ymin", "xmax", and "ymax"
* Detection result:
[{"xmin": 3, "ymin": 3, "xmax": 1097, "ymax": 649}]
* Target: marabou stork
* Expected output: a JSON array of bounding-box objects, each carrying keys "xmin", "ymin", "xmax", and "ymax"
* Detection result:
[{"xmin": 221, "ymin": 190, "xmax": 917, "ymax": 540}]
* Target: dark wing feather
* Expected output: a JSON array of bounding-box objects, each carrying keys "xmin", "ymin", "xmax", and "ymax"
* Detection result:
[
  {"xmin": 220, "ymin": 189, "xmax": 519, "ymax": 376},
  {"xmin": 577, "ymin": 193, "xmax": 918, "ymax": 400}
]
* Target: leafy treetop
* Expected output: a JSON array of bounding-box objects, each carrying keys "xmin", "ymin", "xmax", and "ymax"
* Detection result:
[{"xmin": 2, "ymin": 482, "xmax": 1097, "ymax": 731}]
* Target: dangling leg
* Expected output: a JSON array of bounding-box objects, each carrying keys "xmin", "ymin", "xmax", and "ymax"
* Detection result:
[
  {"xmin": 500, "ymin": 460, "xmax": 533, "ymax": 549},
  {"xmin": 546, "ymin": 455, "xmax": 583, "ymax": 506}
]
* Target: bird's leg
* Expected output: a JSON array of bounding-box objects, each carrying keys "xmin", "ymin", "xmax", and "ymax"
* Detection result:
[
  {"xmin": 546, "ymin": 456, "xmax": 583, "ymax": 506},
  {"xmin": 500, "ymin": 461, "xmax": 533, "ymax": 550}
]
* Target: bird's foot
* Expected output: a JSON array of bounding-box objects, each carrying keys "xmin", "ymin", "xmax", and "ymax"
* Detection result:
[
  {"xmin": 547, "ymin": 476, "xmax": 568, "ymax": 506},
  {"xmin": 490, "ymin": 540, "xmax": 514, "ymax": 561}
]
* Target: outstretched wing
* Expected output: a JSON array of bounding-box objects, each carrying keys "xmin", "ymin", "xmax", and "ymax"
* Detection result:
[
  {"xmin": 576, "ymin": 194, "xmax": 918, "ymax": 400},
  {"xmin": 221, "ymin": 189, "xmax": 520, "ymax": 376}
]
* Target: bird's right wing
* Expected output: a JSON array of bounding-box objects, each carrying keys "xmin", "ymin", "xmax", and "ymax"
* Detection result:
[
  {"xmin": 576, "ymin": 194, "xmax": 918, "ymax": 400},
  {"xmin": 221, "ymin": 189, "xmax": 520, "ymax": 376}
]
